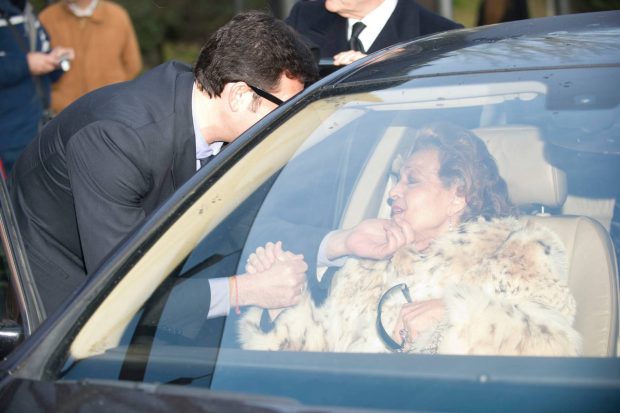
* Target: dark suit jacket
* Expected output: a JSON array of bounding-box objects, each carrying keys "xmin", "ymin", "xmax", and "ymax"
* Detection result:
[
  {"xmin": 9, "ymin": 61, "xmax": 203, "ymax": 313},
  {"xmin": 286, "ymin": 0, "xmax": 463, "ymax": 60}
]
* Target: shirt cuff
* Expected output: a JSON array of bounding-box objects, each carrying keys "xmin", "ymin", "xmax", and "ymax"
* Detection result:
[
  {"xmin": 316, "ymin": 231, "xmax": 347, "ymax": 281},
  {"xmin": 207, "ymin": 277, "xmax": 230, "ymax": 318}
]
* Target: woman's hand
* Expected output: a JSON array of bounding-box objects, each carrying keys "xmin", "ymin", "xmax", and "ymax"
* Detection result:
[
  {"xmin": 326, "ymin": 218, "xmax": 414, "ymax": 261},
  {"xmin": 392, "ymin": 299, "xmax": 446, "ymax": 346}
]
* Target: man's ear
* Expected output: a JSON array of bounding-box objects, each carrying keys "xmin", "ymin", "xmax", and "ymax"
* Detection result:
[{"xmin": 227, "ymin": 82, "xmax": 248, "ymax": 112}]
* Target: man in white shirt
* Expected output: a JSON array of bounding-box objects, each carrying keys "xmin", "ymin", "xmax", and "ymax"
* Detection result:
[{"xmin": 286, "ymin": 0, "xmax": 462, "ymax": 67}]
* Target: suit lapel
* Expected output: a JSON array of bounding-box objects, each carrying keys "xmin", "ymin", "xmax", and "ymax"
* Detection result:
[
  {"xmin": 369, "ymin": 0, "xmax": 422, "ymax": 53},
  {"xmin": 307, "ymin": 13, "xmax": 349, "ymax": 58},
  {"xmin": 324, "ymin": 17, "xmax": 349, "ymax": 57}
]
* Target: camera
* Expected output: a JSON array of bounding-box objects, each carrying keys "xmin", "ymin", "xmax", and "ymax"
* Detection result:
[{"xmin": 59, "ymin": 55, "xmax": 71, "ymax": 72}]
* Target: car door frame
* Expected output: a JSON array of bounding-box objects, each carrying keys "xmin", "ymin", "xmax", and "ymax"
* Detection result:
[{"xmin": 0, "ymin": 174, "xmax": 46, "ymax": 339}]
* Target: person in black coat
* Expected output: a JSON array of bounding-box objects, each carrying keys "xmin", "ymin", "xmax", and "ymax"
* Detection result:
[
  {"xmin": 9, "ymin": 11, "xmax": 318, "ymax": 315},
  {"xmin": 285, "ymin": 0, "xmax": 462, "ymax": 67},
  {"xmin": 0, "ymin": 0, "xmax": 74, "ymax": 172}
]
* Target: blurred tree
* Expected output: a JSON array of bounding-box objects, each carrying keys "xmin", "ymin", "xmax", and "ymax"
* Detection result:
[{"xmin": 115, "ymin": 0, "xmax": 271, "ymax": 67}]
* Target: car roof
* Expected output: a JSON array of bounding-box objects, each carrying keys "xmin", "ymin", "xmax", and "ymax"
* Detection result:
[{"xmin": 334, "ymin": 10, "xmax": 620, "ymax": 85}]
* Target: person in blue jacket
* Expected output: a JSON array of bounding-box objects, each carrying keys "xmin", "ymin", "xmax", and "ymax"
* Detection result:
[{"xmin": 0, "ymin": 0, "xmax": 73, "ymax": 173}]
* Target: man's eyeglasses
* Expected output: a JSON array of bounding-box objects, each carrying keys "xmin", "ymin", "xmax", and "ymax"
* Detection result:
[{"xmin": 230, "ymin": 80, "xmax": 283, "ymax": 106}]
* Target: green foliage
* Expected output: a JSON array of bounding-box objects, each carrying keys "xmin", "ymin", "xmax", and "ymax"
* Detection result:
[{"xmin": 113, "ymin": 0, "xmax": 270, "ymax": 68}]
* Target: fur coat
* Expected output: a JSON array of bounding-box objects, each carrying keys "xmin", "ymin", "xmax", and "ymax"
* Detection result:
[{"xmin": 238, "ymin": 218, "xmax": 582, "ymax": 356}]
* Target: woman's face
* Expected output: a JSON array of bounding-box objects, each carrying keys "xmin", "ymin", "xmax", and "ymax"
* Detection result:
[{"xmin": 389, "ymin": 148, "xmax": 464, "ymax": 244}]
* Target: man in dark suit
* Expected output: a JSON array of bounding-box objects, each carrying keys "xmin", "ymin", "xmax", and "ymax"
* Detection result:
[
  {"xmin": 286, "ymin": 0, "xmax": 462, "ymax": 66},
  {"xmin": 9, "ymin": 11, "xmax": 318, "ymax": 315}
]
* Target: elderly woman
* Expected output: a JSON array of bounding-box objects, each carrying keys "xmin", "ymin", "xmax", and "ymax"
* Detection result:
[{"xmin": 238, "ymin": 123, "xmax": 582, "ymax": 356}]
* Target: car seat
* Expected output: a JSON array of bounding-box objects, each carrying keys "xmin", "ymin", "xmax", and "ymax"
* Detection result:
[{"xmin": 476, "ymin": 125, "xmax": 619, "ymax": 356}]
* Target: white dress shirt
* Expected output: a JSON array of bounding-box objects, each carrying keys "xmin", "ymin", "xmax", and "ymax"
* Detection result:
[{"xmin": 347, "ymin": 0, "xmax": 398, "ymax": 52}]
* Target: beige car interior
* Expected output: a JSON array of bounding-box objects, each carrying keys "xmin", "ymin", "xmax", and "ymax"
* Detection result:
[{"xmin": 341, "ymin": 124, "xmax": 619, "ymax": 356}]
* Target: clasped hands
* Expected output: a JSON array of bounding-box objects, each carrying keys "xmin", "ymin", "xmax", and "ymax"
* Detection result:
[
  {"xmin": 241, "ymin": 241, "xmax": 307, "ymax": 319},
  {"xmin": 241, "ymin": 217, "xmax": 415, "ymax": 316}
]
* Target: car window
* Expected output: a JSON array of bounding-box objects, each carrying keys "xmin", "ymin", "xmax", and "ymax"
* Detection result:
[{"xmin": 59, "ymin": 65, "xmax": 620, "ymax": 410}]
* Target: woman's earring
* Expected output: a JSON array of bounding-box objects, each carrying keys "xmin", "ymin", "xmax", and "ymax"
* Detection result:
[{"xmin": 448, "ymin": 215, "xmax": 453, "ymax": 232}]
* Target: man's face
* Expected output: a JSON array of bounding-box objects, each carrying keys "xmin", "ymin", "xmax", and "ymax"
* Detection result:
[
  {"xmin": 325, "ymin": 0, "xmax": 383, "ymax": 20},
  {"xmin": 230, "ymin": 74, "xmax": 304, "ymax": 142}
]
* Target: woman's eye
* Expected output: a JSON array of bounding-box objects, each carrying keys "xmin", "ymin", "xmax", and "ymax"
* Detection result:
[{"xmin": 407, "ymin": 176, "xmax": 418, "ymax": 185}]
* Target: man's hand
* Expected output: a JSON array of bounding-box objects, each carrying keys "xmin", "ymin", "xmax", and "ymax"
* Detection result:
[
  {"xmin": 237, "ymin": 241, "xmax": 307, "ymax": 311},
  {"xmin": 326, "ymin": 218, "xmax": 415, "ymax": 261},
  {"xmin": 333, "ymin": 50, "xmax": 367, "ymax": 66},
  {"xmin": 27, "ymin": 46, "xmax": 75, "ymax": 75},
  {"xmin": 27, "ymin": 52, "xmax": 58, "ymax": 75}
]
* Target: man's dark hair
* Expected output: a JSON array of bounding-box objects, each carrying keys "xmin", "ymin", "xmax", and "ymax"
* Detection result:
[{"xmin": 194, "ymin": 11, "xmax": 319, "ymax": 97}]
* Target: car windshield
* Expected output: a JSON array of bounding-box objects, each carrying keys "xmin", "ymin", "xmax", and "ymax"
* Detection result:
[{"xmin": 58, "ymin": 60, "xmax": 620, "ymax": 410}]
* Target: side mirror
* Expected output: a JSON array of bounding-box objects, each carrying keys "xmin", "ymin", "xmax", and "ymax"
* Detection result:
[{"xmin": 0, "ymin": 319, "xmax": 23, "ymax": 359}]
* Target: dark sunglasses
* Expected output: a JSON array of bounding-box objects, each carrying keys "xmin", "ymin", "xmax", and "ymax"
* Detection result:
[{"xmin": 230, "ymin": 80, "xmax": 283, "ymax": 106}]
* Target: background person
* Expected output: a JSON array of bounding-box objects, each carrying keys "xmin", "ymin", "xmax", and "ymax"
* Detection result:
[
  {"xmin": 39, "ymin": 0, "xmax": 142, "ymax": 114},
  {"xmin": 0, "ymin": 0, "xmax": 73, "ymax": 172},
  {"xmin": 239, "ymin": 123, "xmax": 581, "ymax": 356},
  {"xmin": 9, "ymin": 10, "xmax": 318, "ymax": 315},
  {"xmin": 285, "ymin": 0, "xmax": 463, "ymax": 67}
]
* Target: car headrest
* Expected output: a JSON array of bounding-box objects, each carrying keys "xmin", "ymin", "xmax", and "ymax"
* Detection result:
[{"xmin": 472, "ymin": 125, "xmax": 567, "ymax": 207}]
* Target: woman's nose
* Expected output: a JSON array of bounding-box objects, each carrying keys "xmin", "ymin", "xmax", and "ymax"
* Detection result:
[{"xmin": 389, "ymin": 179, "xmax": 403, "ymax": 199}]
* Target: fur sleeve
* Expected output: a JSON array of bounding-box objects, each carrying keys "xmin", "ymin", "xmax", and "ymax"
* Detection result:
[{"xmin": 238, "ymin": 296, "xmax": 328, "ymax": 351}]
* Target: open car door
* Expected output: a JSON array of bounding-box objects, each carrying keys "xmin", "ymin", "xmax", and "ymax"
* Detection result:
[{"xmin": 0, "ymin": 165, "xmax": 46, "ymax": 359}]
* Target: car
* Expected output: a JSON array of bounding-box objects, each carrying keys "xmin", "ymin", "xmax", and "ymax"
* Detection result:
[{"xmin": 1, "ymin": 10, "xmax": 620, "ymax": 413}]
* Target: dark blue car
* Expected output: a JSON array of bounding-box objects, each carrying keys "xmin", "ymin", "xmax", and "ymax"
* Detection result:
[{"xmin": 1, "ymin": 10, "xmax": 619, "ymax": 412}]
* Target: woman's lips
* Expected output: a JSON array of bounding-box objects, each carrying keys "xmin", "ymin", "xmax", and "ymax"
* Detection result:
[{"xmin": 391, "ymin": 206, "xmax": 404, "ymax": 216}]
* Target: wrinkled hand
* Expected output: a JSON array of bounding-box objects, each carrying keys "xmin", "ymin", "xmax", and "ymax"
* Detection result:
[
  {"xmin": 392, "ymin": 299, "xmax": 446, "ymax": 345},
  {"xmin": 327, "ymin": 218, "xmax": 414, "ymax": 261},
  {"xmin": 239, "ymin": 241, "xmax": 307, "ymax": 310},
  {"xmin": 245, "ymin": 241, "xmax": 295, "ymax": 274},
  {"xmin": 333, "ymin": 50, "xmax": 367, "ymax": 66}
]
